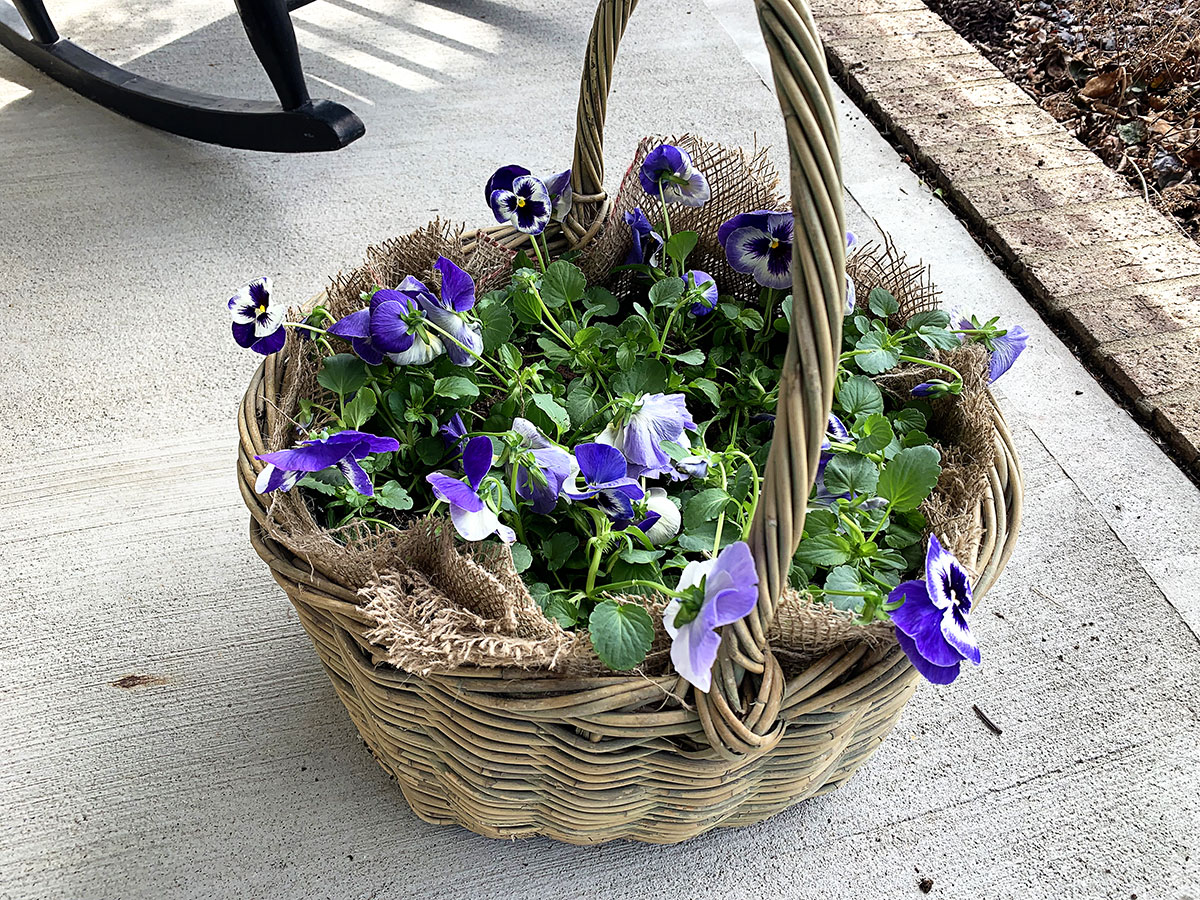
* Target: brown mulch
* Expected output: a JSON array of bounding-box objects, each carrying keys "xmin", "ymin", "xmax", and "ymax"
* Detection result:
[{"xmin": 922, "ymin": 0, "xmax": 1200, "ymax": 242}]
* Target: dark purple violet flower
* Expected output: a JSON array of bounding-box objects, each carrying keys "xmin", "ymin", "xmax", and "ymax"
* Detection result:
[
  {"xmin": 438, "ymin": 413, "xmax": 468, "ymax": 451},
  {"xmin": 596, "ymin": 392, "xmax": 697, "ymax": 481},
  {"xmin": 638, "ymin": 144, "xmax": 710, "ymax": 207},
  {"xmin": 510, "ymin": 418, "xmax": 574, "ymax": 515},
  {"xmin": 255, "ymin": 429, "xmax": 399, "ymax": 497},
  {"xmin": 889, "ymin": 534, "xmax": 980, "ymax": 684},
  {"xmin": 623, "ymin": 207, "xmax": 664, "ymax": 266},
  {"xmin": 814, "ymin": 414, "xmax": 854, "ymax": 505},
  {"xmin": 229, "ymin": 277, "xmax": 287, "ymax": 356},
  {"xmin": 682, "ymin": 270, "xmax": 718, "ymax": 317},
  {"xmin": 426, "ymin": 436, "xmax": 515, "ymax": 543},
  {"xmin": 662, "ymin": 541, "xmax": 759, "ymax": 692},
  {"xmin": 488, "ymin": 171, "xmax": 552, "ymax": 235},
  {"xmin": 910, "ymin": 379, "xmax": 957, "ymax": 399},
  {"xmin": 381, "ymin": 277, "xmax": 444, "ymax": 365},
  {"xmin": 722, "ymin": 211, "xmax": 795, "ymax": 291},
  {"xmin": 563, "ymin": 443, "xmax": 645, "ymax": 521},
  {"xmin": 485, "ymin": 165, "xmax": 530, "ymax": 204}
]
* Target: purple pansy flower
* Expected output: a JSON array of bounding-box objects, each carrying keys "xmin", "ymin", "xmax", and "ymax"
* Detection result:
[
  {"xmin": 255, "ymin": 429, "xmax": 399, "ymax": 496},
  {"xmin": 487, "ymin": 166, "xmax": 552, "ymax": 235},
  {"xmin": 682, "ymin": 270, "xmax": 718, "ymax": 317},
  {"xmin": 438, "ymin": 413, "xmax": 468, "ymax": 451},
  {"xmin": 814, "ymin": 414, "xmax": 853, "ymax": 505},
  {"xmin": 638, "ymin": 144, "xmax": 711, "ymax": 207},
  {"xmin": 675, "ymin": 455, "xmax": 709, "ymax": 480},
  {"xmin": 510, "ymin": 418, "xmax": 574, "ymax": 515},
  {"xmin": 662, "ymin": 541, "xmax": 759, "ymax": 692},
  {"xmin": 889, "ymin": 534, "xmax": 980, "ymax": 684},
  {"xmin": 329, "ymin": 283, "xmax": 444, "ymax": 366},
  {"xmin": 960, "ymin": 317, "xmax": 1029, "ymax": 383},
  {"xmin": 623, "ymin": 207, "xmax": 664, "ymax": 266},
  {"xmin": 563, "ymin": 443, "xmax": 645, "ymax": 521},
  {"xmin": 327, "ymin": 308, "xmax": 384, "ymax": 365},
  {"xmin": 229, "ymin": 277, "xmax": 287, "ymax": 356},
  {"xmin": 426, "ymin": 436, "xmax": 516, "ymax": 543},
  {"xmin": 721, "ymin": 211, "xmax": 795, "ymax": 291},
  {"xmin": 596, "ymin": 393, "xmax": 697, "ymax": 481},
  {"xmin": 543, "ymin": 168, "xmax": 573, "ymax": 222}
]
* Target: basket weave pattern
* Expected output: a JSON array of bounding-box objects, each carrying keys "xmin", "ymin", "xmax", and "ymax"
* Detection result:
[{"xmin": 237, "ymin": 0, "xmax": 1023, "ymax": 844}]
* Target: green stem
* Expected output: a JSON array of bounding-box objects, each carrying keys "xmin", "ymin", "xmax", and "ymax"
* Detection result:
[
  {"xmin": 507, "ymin": 460, "xmax": 529, "ymax": 545},
  {"xmin": 865, "ymin": 500, "xmax": 893, "ymax": 544},
  {"xmin": 726, "ymin": 450, "xmax": 760, "ymax": 538},
  {"xmin": 421, "ymin": 319, "xmax": 513, "ymax": 390},
  {"xmin": 595, "ymin": 579, "xmax": 683, "ymax": 598},
  {"xmin": 712, "ymin": 459, "xmax": 729, "ymax": 555},
  {"xmin": 529, "ymin": 236, "xmax": 548, "ymax": 273}
]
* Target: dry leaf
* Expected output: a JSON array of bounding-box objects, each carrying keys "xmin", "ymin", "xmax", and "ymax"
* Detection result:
[{"xmin": 1081, "ymin": 69, "xmax": 1121, "ymax": 99}]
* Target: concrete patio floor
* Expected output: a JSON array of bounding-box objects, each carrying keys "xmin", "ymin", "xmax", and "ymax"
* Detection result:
[{"xmin": 1, "ymin": 0, "xmax": 1197, "ymax": 898}]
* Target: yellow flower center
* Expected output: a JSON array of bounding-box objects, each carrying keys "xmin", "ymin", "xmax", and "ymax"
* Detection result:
[
  {"xmin": 256, "ymin": 304, "xmax": 267, "ymax": 315},
  {"xmin": 770, "ymin": 239, "xmax": 780, "ymax": 249},
  {"xmin": 516, "ymin": 197, "xmax": 526, "ymax": 208}
]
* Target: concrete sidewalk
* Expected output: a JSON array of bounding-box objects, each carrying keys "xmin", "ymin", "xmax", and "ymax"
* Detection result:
[{"xmin": 1, "ymin": 1, "xmax": 1197, "ymax": 898}]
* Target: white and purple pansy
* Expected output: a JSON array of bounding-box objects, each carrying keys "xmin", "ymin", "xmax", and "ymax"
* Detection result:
[
  {"xmin": 814, "ymin": 413, "xmax": 853, "ymax": 505},
  {"xmin": 229, "ymin": 277, "xmax": 287, "ymax": 356},
  {"xmin": 382, "ymin": 277, "xmax": 445, "ymax": 365},
  {"xmin": 888, "ymin": 534, "xmax": 980, "ymax": 684},
  {"xmin": 662, "ymin": 540, "xmax": 760, "ymax": 692},
  {"xmin": 719, "ymin": 210, "xmax": 795, "ymax": 291},
  {"xmin": 255, "ymin": 429, "xmax": 399, "ymax": 496},
  {"xmin": 426, "ymin": 436, "xmax": 516, "ymax": 543},
  {"xmin": 543, "ymin": 168, "xmax": 573, "ymax": 222},
  {"xmin": 596, "ymin": 392, "xmax": 697, "ymax": 481},
  {"xmin": 510, "ymin": 418, "xmax": 575, "ymax": 515},
  {"xmin": 681, "ymin": 270, "xmax": 718, "ymax": 317},
  {"xmin": 624, "ymin": 207, "xmax": 664, "ymax": 266},
  {"xmin": 639, "ymin": 487, "xmax": 682, "ymax": 545},
  {"xmin": 638, "ymin": 144, "xmax": 711, "ymax": 207},
  {"xmin": 563, "ymin": 443, "xmax": 645, "ymax": 521},
  {"xmin": 405, "ymin": 257, "xmax": 483, "ymax": 367},
  {"xmin": 327, "ymin": 307, "xmax": 384, "ymax": 365},
  {"xmin": 487, "ymin": 165, "xmax": 552, "ymax": 235}
]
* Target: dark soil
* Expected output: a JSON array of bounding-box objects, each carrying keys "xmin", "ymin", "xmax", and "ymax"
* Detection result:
[{"xmin": 923, "ymin": 0, "xmax": 1200, "ymax": 242}]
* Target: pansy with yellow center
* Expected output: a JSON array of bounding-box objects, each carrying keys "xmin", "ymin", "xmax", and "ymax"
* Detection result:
[
  {"xmin": 486, "ymin": 165, "xmax": 554, "ymax": 235},
  {"xmin": 717, "ymin": 210, "xmax": 795, "ymax": 291},
  {"xmin": 228, "ymin": 276, "xmax": 287, "ymax": 355}
]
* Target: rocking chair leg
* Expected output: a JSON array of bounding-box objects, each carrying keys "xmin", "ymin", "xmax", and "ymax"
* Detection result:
[
  {"xmin": 233, "ymin": 0, "xmax": 310, "ymax": 111},
  {"xmin": 11, "ymin": 0, "xmax": 56, "ymax": 43}
]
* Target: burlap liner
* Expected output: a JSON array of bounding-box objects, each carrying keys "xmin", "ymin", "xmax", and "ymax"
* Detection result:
[{"xmin": 256, "ymin": 138, "xmax": 995, "ymax": 681}]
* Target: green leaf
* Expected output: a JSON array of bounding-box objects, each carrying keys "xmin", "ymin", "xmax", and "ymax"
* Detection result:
[
  {"xmin": 664, "ymin": 231, "xmax": 699, "ymax": 266},
  {"xmin": 476, "ymin": 297, "xmax": 514, "ymax": 351},
  {"xmin": 530, "ymin": 393, "xmax": 570, "ymax": 436},
  {"xmin": 433, "ymin": 376, "xmax": 479, "ymax": 402},
  {"xmin": 683, "ymin": 488, "xmax": 731, "ymax": 530},
  {"xmin": 673, "ymin": 349, "xmax": 705, "ymax": 366},
  {"xmin": 885, "ymin": 511, "xmax": 927, "ymax": 549},
  {"xmin": 738, "ymin": 309, "xmax": 765, "ymax": 331},
  {"xmin": 541, "ymin": 593, "xmax": 579, "ymax": 627},
  {"xmin": 616, "ymin": 343, "xmax": 636, "ymax": 372},
  {"xmin": 877, "ymin": 445, "xmax": 942, "ymax": 512},
  {"xmin": 565, "ymin": 381, "xmax": 600, "ymax": 428},
  {"xmin": 824, "ymin": 565, "xmax": 866, "ymax": 612},
  {"xmin": 854, "ymin": 332, "xmax": 902, "ymax": 374},
  {"xmin": 620, "ymin": 547, "xmax": 664, "ymax": 565},
  {"xmin": 375, "ymin": 481, "xmax": 413, "ymax": 511},
  {"xmin": 542, "ymin": 260, "xmax": 587, "ymax": 309},
  {"xmin": 691, "ymin": 378, "xmax": 721, "ymax": 405},
  {"xmin": 316, "ymin": 354, "xmax": 368, "ymax": 396},
  {"xmin": 614, "ymin": 359, "xmax": 668, "ymax": 395},
  {"xmin": 589, "ymin": 600, "xmax": 655, "ymax": 671},
  {"xmin": 510, "ymin": 542, "xmax": 533, "ymax": 573},
  {"xmin": 512, "ymin": 288, "xmax": 542, "ymax": 325},
  {"xmin": 823, "ymin": 454, "xmax": 879, "ymax": 496},
  {"xmin": 583, "ymin": 286, "xmax": 621, "ymax": 319},
  {"xmin": 803, "ymin": 507, "xmax": 839, "ymax": 536},
  {"xmin": 343, "ymin": 389, "xmax": 377, "ymax": 429},
  {"xmin": 795, "ymin": 533, "xmax": 853, "ymax": 567},
  {"xmin": 543, "ymin": 533, "xmax": 579, "ymax": 571},
  {"xmin": 890, "ymin": 407, "xmax": 928, "ymax": 434},
  {"xmin": 917, "ymin": 326, "xmax": 962, "ymax": 351},
  {"xmin": 649, "ymin": 277, "xmax": 684, "ymax": 307},
  {"xmin": 851, "ymin": 413, "xmax": 895, "ymax": 455},
  {"xmin": 497, "ymin": 343, "xmax": 522, "ymax": 372},
  {"xmin": 837, "ymin": 374, "xmax": 884, "ymax": 418},
  {"xmin": 906, "ymin": 309, "xmax": 951, "ymax": 331},
  {"xmin": 868, "ymin": 287, "xmax": 900, "ymax": 318},
  {"xmin": 415, "ymin": 436, "xmax": 446, "ymax": 466}
]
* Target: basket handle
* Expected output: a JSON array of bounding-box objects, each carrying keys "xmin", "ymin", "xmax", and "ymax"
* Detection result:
[{"xmin": 567, "ymin": 0, "xmax": 848, "ymax": 755}]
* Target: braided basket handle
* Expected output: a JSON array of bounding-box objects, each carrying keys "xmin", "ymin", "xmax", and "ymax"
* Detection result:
[{"xmin": 567, "ymin": 0, "xmax": 848, "ymax": 753}]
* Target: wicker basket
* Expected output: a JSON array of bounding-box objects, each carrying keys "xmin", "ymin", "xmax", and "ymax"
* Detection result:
[{"xmin": 237, "ymin": 0, "xmax": 1023, "ymax": 844}]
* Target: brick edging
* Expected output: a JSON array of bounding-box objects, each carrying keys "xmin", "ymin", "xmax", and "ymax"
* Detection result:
[{"xmin": 814, "ymin": 0, "xmax": 1200, "ymax": 474}]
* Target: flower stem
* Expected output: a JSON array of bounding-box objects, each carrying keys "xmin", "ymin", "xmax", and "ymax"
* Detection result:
[
  {"xmin": 529, "ymin": 236, "xmax": 548, "ymax": 273},
  {"xmin": 712, "ymin": 458, "xmax": 729, "ymax": 555},
  {"xmin": 594, "ymin": 579, "xmax": 682, "ymax": 598},
  {"xmin": 421, "ymin": 319, "xmax": 513, "ymax": 390}
]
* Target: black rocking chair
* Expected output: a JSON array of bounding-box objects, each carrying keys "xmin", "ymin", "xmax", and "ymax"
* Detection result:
[{"xmin": 0, "ymin": 0, "xmax": 365, "ymax": 151}]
